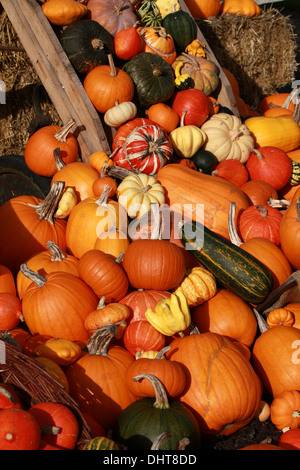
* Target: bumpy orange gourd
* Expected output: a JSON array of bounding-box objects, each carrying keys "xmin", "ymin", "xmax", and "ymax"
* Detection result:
[
  {"xmin": 42, "ymin": 0, "xmax": 87, "ymax": 25},
  {"xmin": 176, "ymin": 266, "xmax": 217, "ymax": 307}
]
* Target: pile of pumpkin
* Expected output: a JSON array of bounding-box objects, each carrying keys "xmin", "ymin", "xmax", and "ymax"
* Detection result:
[{"xmin": 1, "ymin": 0, "xmax": 300, "ymax": 451}]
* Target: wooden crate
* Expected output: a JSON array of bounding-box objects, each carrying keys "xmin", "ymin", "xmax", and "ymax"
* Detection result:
[{"xmin": 1, "ymin": 0, "xmax": 238, "ymax": 164}]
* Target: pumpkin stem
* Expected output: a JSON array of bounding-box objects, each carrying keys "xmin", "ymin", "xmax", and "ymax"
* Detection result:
[
  {"xmin": 181, "ymin": 52, "xmax": 199, "ymax": 69},
  {"xmin": 46, "ymin": 241, "xmax": 66, "ymax": 262},
  {"xmin": 267, "ymin": 197, "xmax": 291, "ymax": 209},
  {"xmin": 96, "ymin": 185, "xmax": 110, "ymax": 207},
  {"xmin": 0, "ymin": 385, "xmax": 15, "ymax": 404},
  {"xmin": 26, "ymin": 181, "xmax": 65, "ymax": 225},
  {"xmin": 180, "ymin": 110, "xmax": 187, "ymax": 127},
  {"xmin": 176, "ymin": 437, "xmax": 190, "ymax": 450},
  {"xmin": 87, "ymin": 324, "xmax": 118, "ymax": 356},
  {"xmin": 115, "ymin": 252, "xmax": 124, "ymax": 264},
  {"xmin": 252, "ymin": 149, "xmax": 264, "ymax": 160},
  {"xmin": 150, "ymin": 431, "xmax": 171, "ymax": 450},
  {"xmin": 106, "ymin": 164, "xmax": 137, "ymax": 179},
  {"xmin": 20, "ymin": 264, "xmax": 47, "ymax": 288},
  {"xmin": 54, "ymin": 119, "xmax": 76, "ymax": 143},
  {"xmin": 253, "ymin": 308, "xmax": 269, "ymax": 334},
  {"xmin": 41, "ymin": 425, "xmax": 62, "ymax": 436},
  {"xmin": 189, "ymin": 322, "xmax": 200, "ymax": 334},
  {"xmin": 108, "ymin": 53, "xmax": 117, "ymax": 77},
  {"xmin": 53, "ymin": 147, "xmax": 65, "ymax": 171},
  {"xmin": 91, "ymin": 38, "xmax": 104, "ymax": 51},
  {"xmin": 228, "ymin": 202, "xmax": 243, "ymax": 246},
  {"xmin": 257, "ymin": 206, "xmax": 268, "ymax": 217},
  {"xmin": 133, "ymin": 373, "xmax": 170, "ymax": 409},
  {"xmin": 97, "ymin": 296, "xmax": 106, "ymax": 309},
  {"xmin": 296, "ymin": 197, "xmax": 300, "ymax": 221},
  {"xmin": 156, "ymin": 345, "xmax": 171, "ymax": 359}
]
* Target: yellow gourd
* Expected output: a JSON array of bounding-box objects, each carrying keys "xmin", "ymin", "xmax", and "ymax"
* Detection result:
[
  {"xmin": 169, "ymin": 111, "xmax": 206, "ymax": 158},
  {"xmin": 35, "ymin": 337, "xmax": 82, "ymax": 366}
]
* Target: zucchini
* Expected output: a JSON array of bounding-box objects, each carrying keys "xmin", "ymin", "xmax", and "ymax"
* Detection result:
[{"xmin": 179, "ymin": 220, "xmax": 273, "ymax": 304}]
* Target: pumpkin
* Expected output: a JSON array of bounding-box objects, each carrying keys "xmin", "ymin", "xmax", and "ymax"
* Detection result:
[
  {"xmin": 94, "ymin": 227, "xmax": 130, "ymax": 259},
  {"xmin": 0, "ymin": 408, "xmax": 41, "ymax": 450},
  {"xmin": 161, "ymin": 10, "xmax": 197, "ymax": 53},
  {"xmin": 114, "ymin": 373, "xmax": 201, "ymax": 450},
  {"xmin": 191, "ymin": 149, "xmax": 218, "ymax": 174},
  {"xmin": 246, "ymin": 147, "xmax": 292, "ymax": 191},
  {"xmin": 239, "ymin": 179, "xmax": 278, "ymax": 206},
  {"xmin": 114, "ymin": 24, "xmax": 144, "ymax": 60},
  {"xmin": 137, "ymin": 26, "xmax": 177, "ymax": 65},
  {"xmin": 278, "ymin": 428, "xmax": 300, "ymax": 450},
  {"xmin": 244, "ymin": 116, "xmax": 300, "ymax": 153},
  {"xmin": 59, "ymin": 19, "xmax": 114, "ymax": 74},
  {"xmin": 240, "ymin": 444, "xmax": 283, "ymax": 450},
  {"xmin": 284, "ymin": 303, "xmax": 300, "ymax": 329},
  {"xmin": 279, "ymin": 190, "xmax": 300, "ymax": 270},
  {"xmin": 92, "ymin": 170, "xmax": 117, "ymax": 199},
  {"xmin": 16, "ymin": 241, "xmax": 79, "ymax": 300},
  {"xmin": 156, "ymin": 164, "xmax": 250, "ymax": 240},
  {"xmin": 172, "ymin": 54, "xmax": 220, "ymax": 96},
  {"xmin": 122, "ymin": 52, "xmax": 175, "ymax": 108},
  {"xmin": 42, "ymin": 0, "xmax": 87, "ymax": 25},
  {"xmin": 191, "ymin": 288, "xmax": 257, "ymax": 347},
  {"xmin": 29, "ymin": 402, "xmax": 79, "ymax": 450},
  {"xmin": 20, "ymin": 264, "xmax": 99, "ymax": 343},
  {"xmin": 66, "ymin": 325, "xmax": 136, "ymax": 430},
  {"xmin": 24, "ymin": 120, "xmax": 78, "ymax": 177},
  {"xmin": 117, "ymin": 172, "xmax": 165, "ymax": 219},
  {"xmin": 84, "ymin": 296, "xmax": 130, "ymax": 339},
  {"xmin": 123, "ymin": 319, "xmax": 166, "ymax": 356},
  {"xmin": 169, "ymin": 111, "xmax": 206, "ymax": 159},
  {"xmin": 239, "ymin": 204, "xmax": 283, "ymax": 246},
  {"xmin": 212, "ymin": 159, "xmax": 249, "ymax": 187},
  {"xmin": 66, "ymin": 187, "xmax": 128, "ymax": 258},
  {"xmin": 220, "ymin": 0, "xmax": 261, "ymax": 16},
  {"xmin": 0, "ymin": 293, "xmax": 23, "ymax": 331},
  {"xmin": 0, "ymin": 182, "xmax": 67, "ymax": 276},
  {"xmin": 146, "ymin": 102, "xmax": 179, "ymax": 133},
  {"xmin": 0, "ymin": 384, "xmax": 22, "ymax": 410},
  {"xmin": 183, "ymin": 0, "xmax": 221, "ymax": 19},
  {"xmin": 171, "ymin": 88, "xmax": 211, "ymax": 127},
  {"xmin": 126, "ymin": 346, "xmax": 187, "ymax": 398},
  {"xmin": 166, "ymin": 331, "xmax": 262, "ymax": 436},
  {"xmin": 104, "ymin": 100, "xmax": 137, "ymax": 128},
  {"xmin": 35, "ymin": 337, "xmax": 82, "ymax": 366},
  {"xmin": 0, "ymin": 265, "xmax": 16, "ymax": 296},
  {"xmin": 78, "ymin": 249, "xmax": 129, "ymax": 302},
  {"xmin": 119, "ymin": 289, "xmax": 170, "ymax": 323},
  {"xmin": 89, "ymin": 149, "xmax": 116, "ymax": 174},
  {"xmin": 176, "ymin": 266, "xmax": 217, "ymax": 308},
  {"xmin": 200, "ymin": 113, "xmax": 255, "ymax": 163},
  {"xmin": 86, "ymin": 0, "xmax": 138, "ymax": 36},
  {"xmin": 222, "ymin": 67, "xmax": 240, "ymax": 96},
  {"xmin": 266, "ymin": 308, "xmax": 295, "ymax": 328},
  {"xmin": 84, "ymin": 54, "xmax": 134, "ymax": 114},
  {"xmin": 270, "ymin": 390, "xmax": 300, "ymax": 431}
]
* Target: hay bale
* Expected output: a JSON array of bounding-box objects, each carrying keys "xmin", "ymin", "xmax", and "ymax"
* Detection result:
[
  {"xmin": 197, "ymin": 8, "xmax": 298, "ymax": 109},
  {"xmin": 0, "ymin": 10, "xmax": 60, "ymax": 157}
]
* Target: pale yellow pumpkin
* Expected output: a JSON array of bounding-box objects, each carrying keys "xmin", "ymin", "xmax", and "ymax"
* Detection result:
[
  {"xmin": 104, "ymin": 101, "xmax": 137, "ymax": 128},
  {"xmin": 169, "ymin": 111, "xmax": 206, "ymax": 158}
]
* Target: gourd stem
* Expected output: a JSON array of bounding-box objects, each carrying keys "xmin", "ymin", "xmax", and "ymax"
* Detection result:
[
  {"xmin": 253, "ymin": 308, "xmax": 269, "ymax": 334},
  {"xmin": 180, "ymin": 110, "xmax": 187, "ymax": 127},
  {"xmin": 267, "ymin": 197, "xmax": 291, "ymax": 208},
  {"xmin": 228, "ymin": 202, "xmax": 243, "ymax": 246},
  {"xmin": 108, "ymin": 54, "xmax": 117, "ymax": 77},
  {"xmin": 115, "ymin": 253, "xmax": 124, "ymax": 264},
  {"xmin": 150, "ymin": 432, "xmax": 171, "ymax": 450},
  {"xmin": 181, "ymin": 52, "xmax": 199, "ymax": 69},
  {"xmin": 27, "ymin": 181, "xmax": 65, "ymax": 225},
  {"xmin": 177, "ymin": 438, "xmax": 190, "ymax": 450},
  {"xmin": 87, "ymin": 324, "xmax": 118, "ymax": 356},
  {"xmin": 54, "ymin": 119, "xmax": 75, "ymax": 143},
  {"xmin": 97, "ymin": 296, "xmax": 106, "ymax": 309},
  {"xmin": 46, "ymin": 241, "xmax": 66, "ymax": 262},
  {"xmin": 189, "ymin": 322, "xmax": 200, "ymax": 334},
  {"xmin": 257, "ymin": 206, "xmax": 268, "ymax": 217},
  {"xmin": 142, "ymin": 184, "xmax": 152, "ymax": 193},
  {"xmin": 133, "ymin": 373, "xmax": 170, "ymax": 409},
  {"xmin": 96, "ymin": 185, "xmax": 110, "ymax": 207},
  {"xmin": 252, "ymin": 149, "xmax": 264, "ymax": 160},
  {"xmin": 91, "ymin": 38, "xmax": 104, "ymax": 51},
  {"xmin": 106, "ymin": 164, "xmax": 137, "ymax": 180},
  {"xmin": 41, "ymin": 425, "xmax": 62, "ymax": 436},
  {"xmin": 53, "ymin": 147, "xmax": 65, "ymax": 170},
  {"xmin": 156, "ymin": 345, "xmax": 171, "ymax": 360},
  {"xmin": 20, "ymin": 264, "xmax": 47, "ymax": 288}
]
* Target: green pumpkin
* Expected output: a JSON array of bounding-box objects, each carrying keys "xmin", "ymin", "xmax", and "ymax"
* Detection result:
[
  {"xmin": 60, "ymin": 20, "xmax": 114, "ymax": 75},
  {"xmin": 162, "ymin": 10, "xmax": 197, "ymax": 53},
  {"xmin": 192, "ymin": 150, "xmax": 218, "ymax": 174},
  {"xmin": 114, "ymin": 374, "xmax": 201, "ymax": 450},
  {"xmin": 81, "ymin": 436, "xmax": 119, "ymax": 450},
  {"xmin": 122, "ymin": 53, "xmax": 175, "ymax": 108}
]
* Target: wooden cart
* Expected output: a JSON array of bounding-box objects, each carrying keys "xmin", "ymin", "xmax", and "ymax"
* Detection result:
[{"xmin": 1, "ymin": 0, "xmax": 238, "ymax": 164}]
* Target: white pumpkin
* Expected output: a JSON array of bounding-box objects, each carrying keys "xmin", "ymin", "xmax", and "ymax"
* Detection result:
[{"xmin": 104, "ymin": 101, "xmax": 137, "ymax": 128}]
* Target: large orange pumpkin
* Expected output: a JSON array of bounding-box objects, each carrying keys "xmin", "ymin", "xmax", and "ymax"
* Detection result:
[
  {"xmin": 279, "ymin": 188, "xmax": 300, "ymax": 270},
  {"xmin": 0, "ymin": 265, "xmax": 16, "ymax": 295},
  {"xmin": 183, "ymin": 0, "xmax": 221, "ymax": 19}
]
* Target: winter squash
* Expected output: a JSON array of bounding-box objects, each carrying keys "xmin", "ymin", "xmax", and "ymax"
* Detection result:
[
  {"xmin": 84, "ymin": 54, "xmax": 134, "ymax": 114},
  {"xmin": 278, "ymin": 428, "xmax": 300, "ymax": 450},
  {"xmin": 0, "ymin": 408, "xmax": 41, "ymax": 450},
  {"xmin": 92, "ymin": 172, "xmax": 117, "ymax": 199},
  {"xmin": 24, "ymin": 120, "xmax": 78, "ymax": 177},
  {"xmin": 169, "ymin": 111, "xmax": 206, "ymax": 158},
  {"xmin": 20, "ymin": 264, "xmax": 99, "ymax": 343},
  {"xmin": 81, "ymin": 436, "xmax": 119, "ymax": 450},
  {"xmin": 104, "ymin": 100, "xmax": 137, "ymax": 128},
  {"xmin": 119, "ymin": 289, "xmax": 170, "ymax": 323},
  {"xmin": 0, "ymin": 265, "xmax": 16, "ymax": 295},
  {"xmin": 29, "ymin": 402, "xmax": 79, "ymax": 450},
  {"xmin": 183, "ymin": 0, "xmax": 221, "ymax": 19},
  {"xmin": 66, "ymin": 187, "xmax": 128, "ymax": 258},
  {"xmin": 171, "ymin": 54, "xmax": 220, "ymax": 96},
  {"xmin": 117, "ymin": 172, "xmax": 165, "ymax": 219},
  {"xmin": 0, "ymin": 182, "xmax": 67, "ymax": 276},
  {"xmin": 35, "ymin": 356, "xmax": 70, "ymax": 392},
  {"xmin": 191, "ymin": 149, "xmax": 218, "ymax": 174},
  {"xmin": 176, "ymin": 266, "xmax": 217, "ymax": 308},
  {"xmin": 191, "ymin": 288, "xmax": 257, "ymax": 347},
  {"xmin": 0, "ymin": 384, "xmax": 22, "ymax": 410},
  {"xmin": 156, "ymin": 163, "xmax": 250, "ymax": 240},
  {"xmin": 171, "ymin": 88, "xmax": 211, "ymax": 127},
  {"xmin": 240, "ymin": 179, "xmax": 278, "ymax": 206},
  {"xmin": 114, "ymin": 373, "xmax": 201, "ymax": 450},
  {"xmin": 161, "ymin": 10, "xmax": 197, "ymax": 53},
  {"xmin": 221, "ymin": 0, "xmax": 261, "ymax": 16},
  {"xmin": 211, "ymin": 159, "xmax": 249, "ymax": 187},
  {"xmin": 66, "ymin": 325, "xmax": 136, "ymax": 430},
  {"xmin": 84, "ymin": 296, "xmax": 130, "ymax": 339},
  {"xmin": 280, "ymin": 189, "xmax": 300, "ymax": 270},
  {"xmin": 123, "ymin": 319, "xmax": 166, "ymax": 356},
  {"xmin": 284, "ymin": 303, "xmax": 300, "ymax": 329},
  {"xmin": 86, "ymin": 0, "xmax": 138, "ymax": 37},
  {"xmin": 0, "ymin": 293, "xmax": 23, "ymax": 331},
  {"xmin": 244, "ymin": 116, "xmax": 300, "ymax": 153},
  {"xmin": 59, "ymin": 19, "xmax": 114, "ymax": 74},
  {"xmin": 166, "ymin": 331, "xmax": 262, "ymax": 436},
  {"xmin": 246, "ymin": 147, "xmax": 292, "ymax": 191},
  {"xmin": 200, "ymin": 113, "xmax": 255, "ymax": 163},
  {"xmin": 270, "ymin": 390, "xmax": 300, "ymax": 431},
  {"xmin": 239, "ymin": 204, "xmax": 283, "ymax": 246},
  {"xmin": 146, "ymin": 103, "xmax": 179, "ymax": 133},
  {"xmin": 16, "ymin": 241, "xmax": 79, "ymax": 300},
  {"xmin": 42, "ymin": 0, "xmax": 87, "ymax": 25},
  {"xmin": 122, "ymin": 52, "xmax": 175, "ymax": 108},
  {"xmin": 78, "ymin": 249, "xmax": 129, "ymax": 302},
  {"xmin": 35, "ymin": 337, "xmax": 82, "ymax": 366},
  {"xmin": 258, "ymin": 92, "xmax": 295, "ymax": 114},
  {"xmin": 114, "ymin": 24, "xmax": 144, "ymax": 60},
  {"xmin": 137, "ymin": 26, "xmax": 177, "ymax": 65}
]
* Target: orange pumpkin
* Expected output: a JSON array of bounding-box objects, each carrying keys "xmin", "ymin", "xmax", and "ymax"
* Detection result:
[
  {"xmin": 146, "ymin": 103, "xmax": 179, "ymax": 133},
  {"xmin": 183, "ymin": 0, "xmax": 221, "ymax": 19},
  {"xmin": 94, "ymin": 228, "xmax": 130, "ymax": 259},
  {"xmin": 270, "ymin": 390, "xmax": 300, "ymax": 431},
  {"xmin": 119, "ymin": 289, "xmax": 170, "ymax": 324},
  {"xmin": 240, "ymin": 179, "xmax": 278, "ymax": 206},
  {"xmin": 267, "ymin": 308, "xmax": 295, "ymax": 328},
  {"xmin": 280, "ymin": 188, "xmax": 300, "ymax": 270},
  {"xmin": 0, "ymin": 265, "xmax": 16, "ymax": 295},
  {"xmin": 137, "ymin": 26, "xmax": 177, "ymax": 65},
  {"xmin": 284, "ymin": 303, "xmax": 300, "ymax": 329}
]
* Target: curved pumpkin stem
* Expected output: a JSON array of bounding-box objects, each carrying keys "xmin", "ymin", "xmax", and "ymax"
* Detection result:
[
  {"xmin": 46, "ymin": 241, "xmax": 66, "ymax": 262},
  {"xmin": 252, "ymin": 308, "xmax": 269, "ymax": 334},
  {"xmin": 150, "ymin": 431, "xmax": 171, "ymax": 450},
  {"xmin": 87, "ymin": 324, "xmax": 118, "ymax": 356},
  {"xmin": 54, "ymin": 119, "xmax": 76, "ymax": 143},
  {"xmin": 20, "ymin": 264, "xmax": 47, "ymax": 288},
  {"xmin": 133, "ymin": 373, "xmax": 170, "ymax": 409},
  {"xmin": 228, "ymin": 202, "xmax": 243, "ymax": 246}
]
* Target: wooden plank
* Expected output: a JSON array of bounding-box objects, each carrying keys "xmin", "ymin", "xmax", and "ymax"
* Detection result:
[
  {"xmin": 1, "ymin": 0, "xmax": 111, "ymax": 161},
  {"xmin": 179, "ymin": 0, "xmax": 239, "ymax": 116}
]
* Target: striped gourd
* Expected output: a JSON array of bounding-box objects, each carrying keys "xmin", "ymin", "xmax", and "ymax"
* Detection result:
[
  {"xmin": 81, "ymin": 437, "xmax": 119, "ymax": 450},
  {"xmin": 290, "ymin": 160, "xmax": 300, "ymax": 186},
  {"xmin": 180, "ymin": 220, "xmax": 273, "ymax": 304}
]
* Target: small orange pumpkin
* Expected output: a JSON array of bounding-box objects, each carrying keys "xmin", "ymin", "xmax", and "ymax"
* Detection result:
[
  {"xmin": 137, "ymin": 26, "xmax": 177, "ymax": 65},
  {"xmin": 270, "ymin": 390, "xmax": 300, "ymax": 431}
]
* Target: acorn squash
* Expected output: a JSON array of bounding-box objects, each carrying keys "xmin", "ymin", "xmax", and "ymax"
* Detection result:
[{"xmin": 162, "ymin": 10, "xmax": 197, "ymax": 53}]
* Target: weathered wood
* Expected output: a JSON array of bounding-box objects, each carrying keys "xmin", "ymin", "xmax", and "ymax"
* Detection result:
[{"xmin": 1, "ymin": 0, "xmax": 111, "ymax": 162}]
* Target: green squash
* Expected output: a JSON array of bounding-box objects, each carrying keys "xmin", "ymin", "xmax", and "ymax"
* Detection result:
[
  {"xmin": 81, "ymin": 436, "xmax": 119, "ymax": 450},
  {"xmin": 122, "ymin": 52, "xmax": 175, "ymax": 108},
  {"xmin": 60, "ymin": 20, "xmax": 114, "ymax": 74},
  {"xmin": 191, "ymin": 150, "xmax": 218, "ymax": 174},
  {"xmin": 114, "ymin": 374, "xmax": 201, "ymax": 450},
  {"xmin": 162, "ymin": 10, "xmax": 197, "ymax": 53}
]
